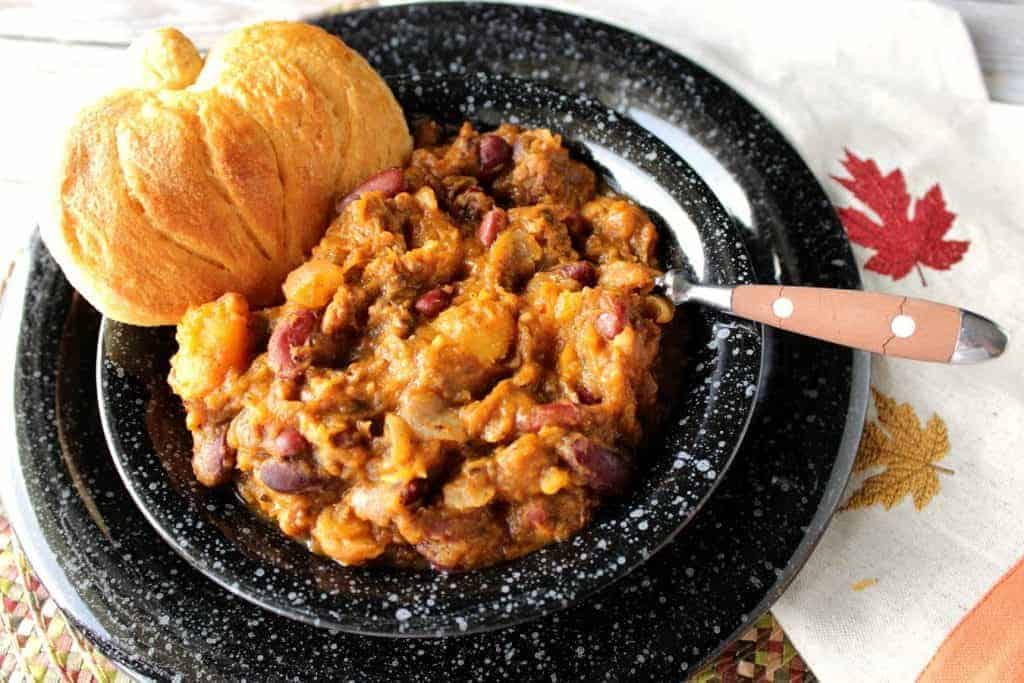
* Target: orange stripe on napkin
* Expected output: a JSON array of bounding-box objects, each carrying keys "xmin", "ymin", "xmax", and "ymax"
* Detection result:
[{"xmin": 919, "ymin": 555, "xmax": 1024, "ymax": 682}]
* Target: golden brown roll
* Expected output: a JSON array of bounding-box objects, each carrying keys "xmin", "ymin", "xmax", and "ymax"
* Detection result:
[{"xmin": 46, "ymin": 21, "xmax": 411, "ymax": 326}]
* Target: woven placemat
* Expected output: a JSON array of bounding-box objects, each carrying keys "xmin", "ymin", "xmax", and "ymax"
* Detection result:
[
  {"xmin": 0, "ymin": 512, "xmax": 129, "ymax": 683},
  {"xmin": 0, "ymin": 508, "xmax": 812, "ymax": 682}
]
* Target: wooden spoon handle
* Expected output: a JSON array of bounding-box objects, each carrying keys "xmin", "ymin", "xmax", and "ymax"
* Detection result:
[{"xmin": 730, "ymin": 285, "xmax": 1005, "ymax": 363}]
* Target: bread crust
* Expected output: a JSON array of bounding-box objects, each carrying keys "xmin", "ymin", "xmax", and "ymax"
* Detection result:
[{"xmin": 45, "ymin": 21, "xmax": 411, "ymax": 326}]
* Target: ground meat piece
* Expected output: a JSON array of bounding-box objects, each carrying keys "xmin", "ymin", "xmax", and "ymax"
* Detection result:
[
  {"xmin": 582, "ymin": 196, "xmax": 658, "ymax": 266},
  {"xmin": 413, "ymin": 118, "xmax": 443, "ymax": 148},
  {"xmin": 485, "ymin": 228, "xmax": 543, "ymax": 292},
  {"xmin": 493, "ymin": 128, "xmax": 596, "ymax": 208},
  {"xmin": 411, "ymin": 507, "xmax": 509, "ymax": 571},
  {"xmin": 449, "ymin": 184, "xmax": 494, "ymax": 227},
  {"xmin": 508, "ymin": 489, "xmax": 593, "ymax": 550},
  {"xmin": 410, "ymin": 121, "xmax": 481, "ymax": 178}
]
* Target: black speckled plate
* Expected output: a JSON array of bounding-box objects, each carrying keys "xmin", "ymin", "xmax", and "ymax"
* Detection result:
[
  {"xmin": 0, "ymin": 3, "xmax": 869, "ymax": 679},
  {"xmin": 98, "ymin": 73, "xmax": 761, "ymax": 637}
]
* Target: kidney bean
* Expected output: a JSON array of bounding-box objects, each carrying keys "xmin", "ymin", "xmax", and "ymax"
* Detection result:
[
  {"xmin": 336, "ymin": 167, "xmax": 407, "ymax": 212},
  {"xmin": 274, "ymin": 428, "xmax": 309, "ymax": 457},
  {"xmin": 518, "ymin": 401, "xmax": 583, "ymax": 433},
  {"xmin": 477, "ymin": 208, "xmax": 508, "ymax": 247},
  {"xmin": 478, "ymin": 134, "xmax": 512, "ymax": 178},
  {"xmin": 521, "ymin": 500, "xmax": 550, "ymax": 528},
  {"xmin": 576, "ymin": 386, "xmax": 602, "ymax": 405},
  {"xmin": 557, "ymin": 436, "xmax": 631, "ymax": 495},
  {"xmin": 192, "ymin": 427, "xmax": 235, "ymax": 487},
  {"xmin": 268, "ymin": 309, "xmax": 317, "ymax": 379},
  {"xmin": 595, "ymin": 300, "xmax": 627, "ymax": 340},
  {"xmin": 258, "ymin": 458, "xmax": 321, "ymax": 494},
  {"xmin": 556, "ymin": 261, "xmax": 597, "ymax": 287},
  {"xmin": 413, "ymin": 288, "xmax": 451, "ymax": 318}
]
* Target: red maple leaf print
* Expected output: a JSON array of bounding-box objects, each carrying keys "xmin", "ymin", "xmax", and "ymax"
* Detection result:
[{"xmin": 832, "ymin": 150, "xmax": 969, "ymax": 286}]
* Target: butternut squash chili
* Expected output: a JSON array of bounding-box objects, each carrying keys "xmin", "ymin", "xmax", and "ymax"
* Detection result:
[{"xmin": 169, "ymin": 122, "xmax": 675, "ymax": 571}]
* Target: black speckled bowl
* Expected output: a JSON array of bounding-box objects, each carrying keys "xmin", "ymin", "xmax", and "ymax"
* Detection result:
[{"xmin": 97, "ymin": 73, "xmax": 762, "ymax": 637}]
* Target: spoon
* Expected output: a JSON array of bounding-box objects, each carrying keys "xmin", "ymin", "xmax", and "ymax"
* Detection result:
[{"xmin": 654, "ymin": 271, "xmax": 1007, "ymax": 363}]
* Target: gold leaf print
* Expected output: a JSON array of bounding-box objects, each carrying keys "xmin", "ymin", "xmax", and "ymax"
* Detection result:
[
  {"xmin": 841, "ymin": 388, "xmax": 953, "ymax": 511},
  {"xmin": 851, "ymin": 578, "xmax": 878, "ymax": 592}
]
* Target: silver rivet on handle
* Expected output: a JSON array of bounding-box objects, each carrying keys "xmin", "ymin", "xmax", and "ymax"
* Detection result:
[
  {"xmin": 890, "ymin": 314, "xmax": 916, "ymax": 338},
  {"xmin": 772, "ymin": 297, "xmax": 794, "ymax": 318}
]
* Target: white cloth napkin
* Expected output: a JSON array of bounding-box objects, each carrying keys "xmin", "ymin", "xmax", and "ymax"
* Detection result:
[{"xmin": 551, "ymin": 0, "xmax": 1024, "ymax": 680}]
